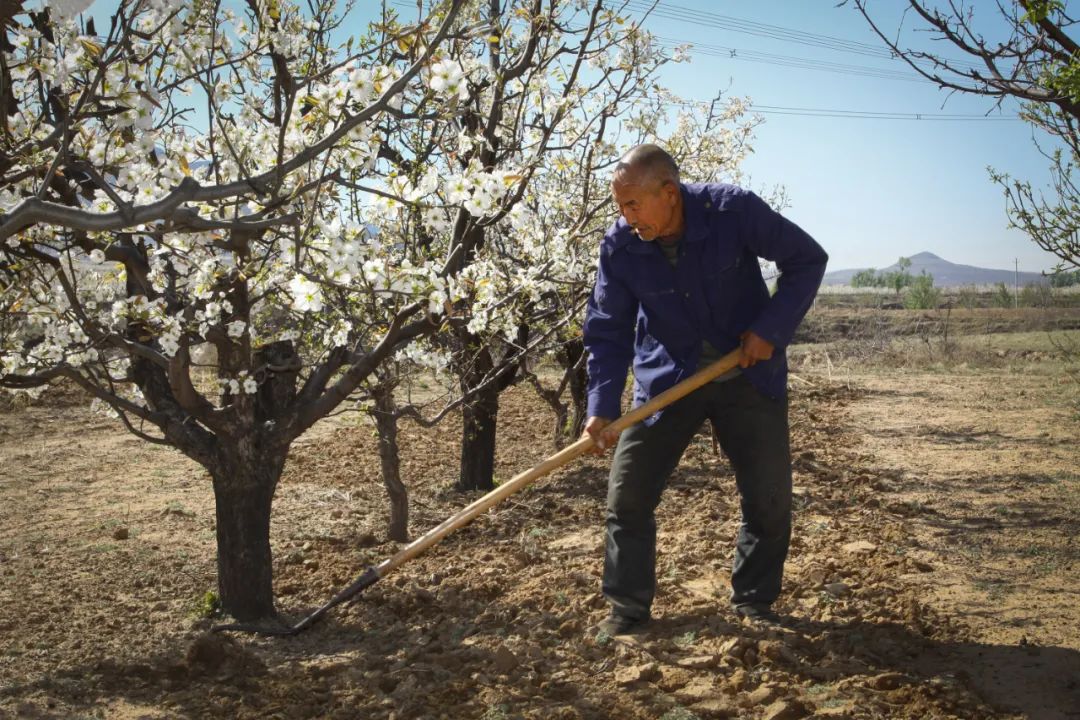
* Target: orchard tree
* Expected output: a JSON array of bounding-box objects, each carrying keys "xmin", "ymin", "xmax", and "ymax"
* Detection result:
[
  {"xmin": 0, "ymin": 0, "xmax": 478, "ymax": 625},
  {"xmin": 363, "ymin": 2, "xmax": 762, "ymax": 491},
  {"xmin": 0, "ymin": 0, "xmax": 648, "ymax": 625},
  {"xmin": 852, "ymin": 0, "xmax": 1080, "ymax": 270}
]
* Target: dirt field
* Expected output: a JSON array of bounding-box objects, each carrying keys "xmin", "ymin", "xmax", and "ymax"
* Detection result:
[{"xmin": 1, "ymin": 318, "xmax": 1078, "ymax": 719}]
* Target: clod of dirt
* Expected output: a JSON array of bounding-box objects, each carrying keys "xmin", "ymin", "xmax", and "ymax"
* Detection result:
[
  {"xmin": 675, "ymin": 654, "xmax": 720, "ymax": 670},
  {"xmin": 719, "ymin": 637, "xmax": 750, "ymax": 660},
  {"xmin": 183, "ymin": 633, "xmax": 266, "ymax": 677},
  {"xmin": 492, "ymin": 645, "xmax": 519, "ymax": 674},
  {"xmin": 761, "ymin": 698, "xmax": 809, "ymax": 720},
  {"xmin": 866, "ymin": 672, "xmax": 907, "ymax": 691},
  {"xmin": 673, "ymin": 678, "xmax": 723, "ymax": 705},
  {"xmin": 111, "ymin": 527, "xmax": 129, "ymax": 540},
  {"xmin": 745, "ymin": 684, "xmax": 782, "ymax": 706},
  {"xmin": 824, "ymin": 582, "xmax": 851, "ymax": 597},
  {"xmin": 725, "ymin": 668, "xmax": 749, "ymax": 693},
  {"xmin": 758, "ymin": 640, "xmax": 797, "ymax": 665},
  {"xmin": 614, "ymin": 663, "xmax": 659, "ymax": 686},
  {"xmin": 841, "ymin": 540, "xmax": 877, "ymax": 555},
  {"xmin": 692, "ymin": 697, "xmax": 737, "ymax": 719}
]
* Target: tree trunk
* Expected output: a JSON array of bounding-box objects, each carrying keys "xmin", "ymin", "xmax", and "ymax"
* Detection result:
[
  {"xmin": 210, "ymin": 449, "xmax": 285, "ymax": 622},
  {"xmin": 457, "ymin": 380, "xmax": 499, "ymax": 492},
  {"xmin": 563, "ymin": 337, "xmax": 588, "ymax": 444},
  {"xmin": 372, "ymin": 385, "xmax": 408, "ymax": 542}
]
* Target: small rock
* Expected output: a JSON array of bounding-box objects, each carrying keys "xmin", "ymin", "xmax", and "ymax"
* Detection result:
[
  {"xmin": 675, "ymin": 679, "xmax": 722, "ymax": 704},
  {"xmin": 657, "ymin": 667, "xmax": 694, "ymax": 692},
  {"xmin": 719, "ymin": 637, "xmax": 746, "ymax": 659},
  {"xmin": 866, "ymin": 672, "xmax": 906, "ymax": 691},
  {"xmin": 762, "ymin": 698, "xmax": 808, "ymax": 720},
  {"xmin": 302, "ymin": 559, "xmax": 319, "ymax": 571},
  {"xmin": 909, "ymin": 559, "xmax": 934, "ymax": 572},
  {"xmin": 692, "ymin": 697, "xmax": 736, "ymax": 718},
  {"xmin": 614, "ymin": 663, "xmax": 659, "ymax": 686},
  {"xmin": 357, "ymin": 531, "xmax": 377, "ymax": 547},
  {"xmin": 330, "ymin": 509, "xmax": 343, "ymax": 519},
  {"xmin": 808, "ymin": 569, "xmax": 828, "ymax": 588},
  {"xmin": 727, "ymin": 669, "xmax": 749, "ymax": 692},
  {"xmin": 841, "ymin": 540, "xmax": 877, "ymax": 555},
  {"xmin": 112, "ymin": 527, "xmax": 129, "ymax": 541},
  {"xmin": 283, "ymin": 551, "xmax": 304, "ymax": 565},
  {"xmin": 493, "ymin": 645, "xmax": 519, "ymax": 674},
  {"xmin": 758, "ymin": 640, "xmax": 796, "ymax": 664},
  {"xmin": 301, "ymin": 541, "xmax": 313, "ymax": 552},
  {"xmin": 676, "ymin": 654, "xmax": 720, "ymax": 670},
  {"xmin": 747, "ymin": 684, "xmax": 781, "ymax": 705},
  {"xmin": 824, "ymin": 582, "xmax": 851, "ymax": 597}
]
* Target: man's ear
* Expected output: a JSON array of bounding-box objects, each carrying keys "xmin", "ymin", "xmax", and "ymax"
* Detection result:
[{"xmin": 664, "ymin": 181, "xmax": 679, "ymax": 204}]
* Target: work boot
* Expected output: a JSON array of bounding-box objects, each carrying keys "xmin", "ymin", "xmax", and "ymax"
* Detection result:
[
  {"xmin": 596, "ymin": 612, "xmax": 649, "ymax": 636},
  {"xmin": 733, "ymin": 603, "xmax": 782, "ymax": 626}
]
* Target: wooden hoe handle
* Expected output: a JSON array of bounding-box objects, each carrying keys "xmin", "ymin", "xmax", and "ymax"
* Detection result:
[{"xmin": 219, "ymin": 349, "xmax": 742, "ymax": 635}]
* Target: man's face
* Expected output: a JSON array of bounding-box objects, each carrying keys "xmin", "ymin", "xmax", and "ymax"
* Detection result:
[{"xmin": 611, "ymin": 177, "xmax": 680, "ymax": 241}]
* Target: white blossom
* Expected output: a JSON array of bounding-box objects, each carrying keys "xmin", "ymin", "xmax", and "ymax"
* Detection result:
[
  {"xmin": 288, "ymin": 274, "xmax": 324, "ymax": 313},
  {"xmin": 428, "ymin": 58, "xmax": 468, "ymax": 100}
]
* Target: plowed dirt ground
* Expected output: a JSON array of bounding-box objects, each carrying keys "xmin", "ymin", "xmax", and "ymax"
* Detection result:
[{"xmin": 1, "ymin": 348, "xmax": 1078, "ymax": 719}]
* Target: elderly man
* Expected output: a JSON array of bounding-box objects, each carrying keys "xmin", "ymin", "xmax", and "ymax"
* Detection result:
[{"xmin": 583, "ymin": 144, "xmax": 827, "ymax": 634}]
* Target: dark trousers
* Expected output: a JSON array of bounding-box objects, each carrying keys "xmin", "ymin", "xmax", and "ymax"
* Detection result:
[{"xmin": 603, "ymin": 375, "xmax": 792, "ymax": 620}]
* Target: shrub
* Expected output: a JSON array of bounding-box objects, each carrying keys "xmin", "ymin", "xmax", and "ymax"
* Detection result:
[
  {"xmin": 905, "ymin": 272, "xmax": 942, "ymax": 309},
  {"xmin": 991, "ymin": 282, "xmax": 1015, "ymax": 308},
  {"xmin": 1020, "ymin": 283, "xmax": 1055, "ymax": 307},
  {"xmin": 957, "ymin": 285, "xmax": 982, "ymax": 309}
]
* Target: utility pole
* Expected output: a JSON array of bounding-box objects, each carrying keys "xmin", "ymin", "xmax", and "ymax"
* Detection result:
[{"xmin": 1014, "ymin": 258, "xmax": 1019, "ymax": 309}]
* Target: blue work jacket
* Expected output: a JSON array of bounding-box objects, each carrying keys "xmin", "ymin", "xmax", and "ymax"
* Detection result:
[{"xmin": 583, "ymin": 183, "xmax": 828, "ymax": 422}]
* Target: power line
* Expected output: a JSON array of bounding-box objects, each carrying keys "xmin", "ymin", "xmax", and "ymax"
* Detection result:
[
  {"xmin": 626, "ymin": 0, "xmax": 985, "ymax": 72},
  {"xmin": 654, "ymin": 37, "xmax": 932, "ymax": 84},
  {"xmin": 663, "ymin": 98, "xmax": 1017, "ymax": 121},
  {"xmin": 752, "ymin": 104, "xmax": 1018, "ymax": 121}
]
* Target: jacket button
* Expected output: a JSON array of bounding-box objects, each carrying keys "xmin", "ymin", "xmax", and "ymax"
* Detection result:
[{"xmin": 705, "ymin": 201, "xmax": 712, "ymax": 208}]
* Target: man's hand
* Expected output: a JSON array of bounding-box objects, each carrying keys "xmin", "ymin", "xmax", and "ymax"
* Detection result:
[
  {"xmin": 739, "ymin": 331, "xmax": 774, "ymax": 368},
  {"xmin": 583, "ymin": 416, "xmax": 619, "ymax": 454}
]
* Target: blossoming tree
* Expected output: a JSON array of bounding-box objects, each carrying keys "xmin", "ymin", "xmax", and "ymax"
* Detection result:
[
  {"xmin": 0, "ymin": 0, "xmax": 756, "ymax": 626},
  {"xmin": 0, "ymin": 0, "xmax": 481, "ymax": 624}
]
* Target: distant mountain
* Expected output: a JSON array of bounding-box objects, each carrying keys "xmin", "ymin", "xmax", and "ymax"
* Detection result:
[{"xmin": 821, "ymin": 251, "xmax": 1049, "ymax": 288}]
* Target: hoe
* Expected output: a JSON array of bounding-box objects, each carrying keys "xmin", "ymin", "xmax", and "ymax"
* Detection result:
[{"xmin": 216, "ymin": 349, "xmax": 742, "ymax": 635}]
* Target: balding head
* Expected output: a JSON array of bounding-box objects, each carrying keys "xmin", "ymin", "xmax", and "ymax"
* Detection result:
[
  {"xmin": 613, "ymin": 144, "xmax": 681, "ymax": 190},
  {"xmin": 610, "ymin": 144, "xmax": 684, "ymax": 242}
]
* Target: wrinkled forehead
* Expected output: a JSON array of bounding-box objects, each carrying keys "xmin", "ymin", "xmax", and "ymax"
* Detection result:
[
  {"xmin": 611, "ymin": 172, "xmax": 662, "ymax": 202},
  {"xmin": 612, "ymin": 163, "xmax": 650, "ymax": 187}
]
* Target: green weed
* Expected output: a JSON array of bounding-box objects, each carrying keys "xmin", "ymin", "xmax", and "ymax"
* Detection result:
[
  {"xmin": 192, "ymin": 590, "xmax": 221, "ymax": 619},
  {"xmin": 674, "ymin": 630, "xmax": 696, "ymax": 647}
]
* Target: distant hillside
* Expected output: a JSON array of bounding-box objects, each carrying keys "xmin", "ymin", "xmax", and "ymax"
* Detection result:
[{"xmin": 822, "ymin": 252, "xmax": 1048, "ymax": 288}]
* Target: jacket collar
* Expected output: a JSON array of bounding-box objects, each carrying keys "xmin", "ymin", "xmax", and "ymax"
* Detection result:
[{"xmin": 622, "ymin": 184, "xmax": 709, "ymax": 255}]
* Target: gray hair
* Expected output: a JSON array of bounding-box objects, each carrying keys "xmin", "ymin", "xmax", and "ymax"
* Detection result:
[{"xmin": 613, "ymin": 144, "xmax": 681, "ymax": 188}]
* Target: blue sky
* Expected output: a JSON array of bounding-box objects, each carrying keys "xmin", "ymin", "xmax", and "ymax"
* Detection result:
[{"xmin": 626, "ymin": 1, "xmax": 1063, "ymax": 274}]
